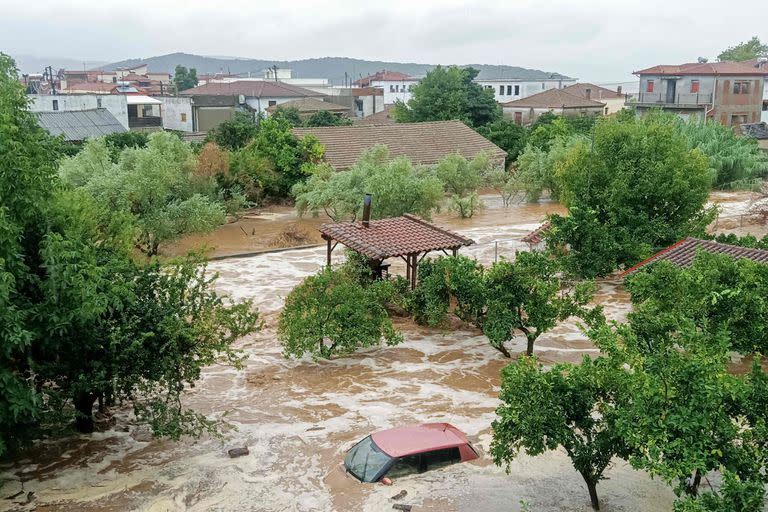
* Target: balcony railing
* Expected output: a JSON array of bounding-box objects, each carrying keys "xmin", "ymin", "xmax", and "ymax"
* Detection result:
[
  {"xmin": 634, "ymin": 92, "xmax": 713, "ymax": 107},
  {"xmin": 128, "ymin": 116, "xmax": 162, "ymax": 128}
]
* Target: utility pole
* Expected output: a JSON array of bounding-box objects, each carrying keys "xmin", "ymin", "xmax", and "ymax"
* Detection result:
[
  {"xmin": 272, "ymin": 64, "xmax": 278, "ymax": 81},
  {"xmin": 46, "ymin": 66, "xmax": 56, "ymax": 95}
]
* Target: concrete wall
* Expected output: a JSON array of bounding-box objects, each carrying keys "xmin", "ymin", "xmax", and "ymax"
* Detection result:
[
  {"xmin": 713, "ymin": 77, "xmax": 764, "ymax": 128},
  {"xmin": 372, "ymin": 79, "xmax": 419, "ymax": 104},
  {"xmin": 244, "ymin": 96, "xmax": 312, "ymax": 116},
  {"xmin": 475, "ymin": 79, "xmax": 575, "ymax": 102},
  {"xmin": 159, "ymin": 96, "xmax": 194, "ymax": 132},
  {"xmin": 28, "ymin": 94, "xmax": 130, "ymax": 129}
]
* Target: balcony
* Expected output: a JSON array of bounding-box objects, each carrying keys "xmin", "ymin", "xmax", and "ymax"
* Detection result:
[
  {"xmin": 128, "ymin": 116, "xmax": 162, "ymax": 129},
  {"xmin": 633, "ymin": 92, "xmax": 713, "ymax": 108}
]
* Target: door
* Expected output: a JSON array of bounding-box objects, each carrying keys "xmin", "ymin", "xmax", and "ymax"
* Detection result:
[
  {"xmin": 665, "ymin": 80, "xmax": 676, "ymax": 104},
  {"xmin": 514, "ymin": 111, "xmax": 523, "ymax": 125}
]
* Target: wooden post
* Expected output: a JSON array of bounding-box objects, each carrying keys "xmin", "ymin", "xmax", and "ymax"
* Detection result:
[
  {"xmin": 405, "ymin": 255, "xmax": 411, "ymax": 282},
  {"xmin": 326, "ymin": 238, "xmax": 332, "ymax": 268},
  {"xmin": 410, "ymin": 253, "xmax": 418, "ymax": 289}
]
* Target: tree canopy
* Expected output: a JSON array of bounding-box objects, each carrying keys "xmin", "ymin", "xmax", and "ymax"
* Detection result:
[
  {"xmin": 717, "ymin": 36, "xmax": 768, "ymax": 62},
  {"xmin": 173, "ymin": 64, "xmax": 198, "ymax": 92},
  {"xmin": 392, "ymin": 66, "xmax": 501, "ymax": 127}
]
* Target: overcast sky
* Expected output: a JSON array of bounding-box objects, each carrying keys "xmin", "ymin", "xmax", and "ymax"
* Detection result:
[{"xmin": 2, "ymin": 0, "xmax": 766, "ymax": 82}]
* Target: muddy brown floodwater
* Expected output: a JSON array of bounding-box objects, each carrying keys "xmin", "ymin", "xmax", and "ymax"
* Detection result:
[{"xmin": 1, "ymin": 192, "xmax": 764, "ymax": 512}]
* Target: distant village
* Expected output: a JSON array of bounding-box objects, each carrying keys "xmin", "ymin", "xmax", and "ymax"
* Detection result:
[{"xmin": 21, "ymin": 58, "xmax": 768, "ymax": 150}]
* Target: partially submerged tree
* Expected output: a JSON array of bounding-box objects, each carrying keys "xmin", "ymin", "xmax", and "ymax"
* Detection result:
[
  {"xmin": 476, "ymin": 119, "xmax": 528, "ymax": 166},
  {"xmin": 435, "ymin": 152, "xmax": 490, "ymax": 218}
]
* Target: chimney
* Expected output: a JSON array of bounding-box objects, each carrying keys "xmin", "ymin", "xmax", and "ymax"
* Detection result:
[
  {"xmin": 585, "ymin": 88, "xmax": 591, "ymax": 100},
  {"xmin": 362, "ymin": 193, "xmax": 372, "ymax": 227},
  {"xmin": 617, "ymin": 85, "xmax": 622, "ymax": 95}
]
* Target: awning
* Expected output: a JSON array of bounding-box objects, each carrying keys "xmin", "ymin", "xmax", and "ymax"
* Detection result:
[{"xmin": 125, "ymin": 95, "xmax": 162, "ymax": 105}]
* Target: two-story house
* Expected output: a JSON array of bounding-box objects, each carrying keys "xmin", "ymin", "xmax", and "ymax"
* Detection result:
[
  {"xmin": 353, "ymin": 70, "xmax": 420, "ymax": 105},
  {"xmin": 631, "ymin": 62, "xmax": 767, "ymax": 129}
]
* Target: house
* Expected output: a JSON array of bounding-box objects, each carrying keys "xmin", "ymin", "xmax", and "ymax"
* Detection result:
[
  {"xmin": 623, "ymin": 238, "xmax": 768, "ymax": 275},
  {"xmin": 179, "ymin": 80, "xmax": 325, "ymax": 131},
  {"xmin": 562, "ymin": 83, "xmax": 626, "ymax": 115},
  {"xmin": 741, "ymin": 122, "xmax": 768, "ymax": 151},
  {"xmin": 292, "ymin": 120, "xmax": 507, "ymax": 170},
  {"xmin": 35, "ymin": 109, "xmax": 127, "ymax": 142},
  {"xmin": 28, "ymin": 94, "xmax": 130, "ymax": 129},
  {"xmin": 158, "ymin": 96, "xmax": 194, "ymax": 132},
  {"xmin": 474, "ymin": 69, "xmax": 576, "ymax": 103},
  {"xmin": 266, "ymin": 97, "xmax": 351, "ymax": 119},
  {"xmin": 500, "ymin": 88, "xmax": 606, "ymax": 125},
  {"xmin": 631, "ymin": 61, "xmax": 767, "ymax": 129},
  {"xmin": 125, "ymin": 95, "xmax": 163, "ymax": 131},
  {"xmin": 354, "ymin": 70, "xmax": 420, "ymax": 105}
]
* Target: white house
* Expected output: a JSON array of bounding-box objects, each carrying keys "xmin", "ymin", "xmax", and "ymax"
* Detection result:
[
  {"xmin": 354, "ymin": 70, "xmax": 420, "ymax": 105},
  {"xmin": 157, "ymin": 96, "xmax": 194, "ymax": 132},
  {"xmin": 474, "ymin": 76, "xmax": 576, "ymax": 103},
  {"xmin": 28, "ymin": 94, "xmax": 130, "ymax": 129}
]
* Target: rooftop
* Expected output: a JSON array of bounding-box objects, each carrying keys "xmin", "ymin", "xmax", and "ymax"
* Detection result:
[
  {"xmin": 741, "ymin": 122, "xmax": 768, "ymax": 140},
  {"xmin": 64, "ymin": 82, "xmax": 117, "ymax": 93},
  {"xmin": 521, "ymin": 221, "xmax": 551, "ymax": 245},
  {"xmin": 634, "ymin": 62, "xmax": 768, "ymax": 77},
  {"xmin": 563, "ymin": 83, "xmax": 624, "ymax": 100},
  {"xmin": 266, "ymin": 97, "xmax": 349, "ymax": 114},
  {"xmin": 354, "ymin": 70, "xmax": 412, "ymax": 86},
  {"xmin": 179, "ymin": 80, "xmax": 323, "ymax": 98},
  {"xmin": 319, "ymin": 214, "xmax": 473, "ymax": 260},
  {"xmin": 501, "ymin": 88, "xmax": 606, "ymax": 109},
  {"xmin": 35, "ymin": 108, "xmax": 127, "ymax": 142},
  {"xmin": 623, "ymin": 238, "xmax": 768, "ymax": 275},
  {"xmin": 293, "ymin": 120, "xmax": 506, "ymax": 170},
  {"xmin": 371, "ymin": 423, "xmax": 471, "ymax": 458}
]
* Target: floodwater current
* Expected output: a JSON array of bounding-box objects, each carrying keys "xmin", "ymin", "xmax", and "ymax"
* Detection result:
[{"xmin": 0, "ymin": 192, "xmax": 763, "ymax": 512}]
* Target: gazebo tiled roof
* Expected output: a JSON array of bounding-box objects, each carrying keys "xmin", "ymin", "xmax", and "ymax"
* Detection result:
[
  {"xmin": 320, "ymin": 214, "xmax": 473, "ymax": 260},
  {"xmin": 521, "ymin": 221, "xmax": 551, "ymax": 245},
  {"xmin": 623, "ymin": 238, "xmax": 768, "ymax": 276}
]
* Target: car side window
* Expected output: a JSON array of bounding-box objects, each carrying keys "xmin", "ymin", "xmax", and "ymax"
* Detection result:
[
  {"xmin": 423, "ymin": 447, "xmax": 461, "ymax": 470},
  {"xmin": 385, "ymin": 454, "xmax": 423, "ymax": 478}
]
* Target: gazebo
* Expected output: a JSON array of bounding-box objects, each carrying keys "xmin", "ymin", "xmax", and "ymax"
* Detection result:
[{"xmin": 319, "ymin": 196, "xmax": 474, "ymax": 288}]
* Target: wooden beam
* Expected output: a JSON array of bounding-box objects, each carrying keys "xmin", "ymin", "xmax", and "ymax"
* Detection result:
[{"xmin": 326, "ymin": 238, "xmax": 332, "ymax": 267}]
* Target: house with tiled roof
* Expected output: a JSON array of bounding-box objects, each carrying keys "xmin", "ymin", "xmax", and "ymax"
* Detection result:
[
  {"xmin": 266, "ymin": 97, "xmax": 351, "ymax": 118},
  {"xmin": 292, "ymin": 120, "xmax": 506, "ymax": 170},
  {"xmin": 179, "ymin": 80, "xmax": 326, "ymax": 132},
  {"xmin": 631, "ymin": 61, "xmax": 768, "ymax": 130},
  {"xmin": 501, "ymin": 88, "xmax": 606, "ymax": 125},
  {"xmin": 353, "ymin": 70, "xmax": 420, "ymax": 105},
  {"xmin": 563, "ymin": 83, "xmax": 626, "ymax": 115}
]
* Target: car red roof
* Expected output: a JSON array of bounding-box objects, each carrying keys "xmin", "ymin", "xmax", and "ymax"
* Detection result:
[{"xmin": 371, "ymin": 423, "xmax": 471, "ymax": 458}]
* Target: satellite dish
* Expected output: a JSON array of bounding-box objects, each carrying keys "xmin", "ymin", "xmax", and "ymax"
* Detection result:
[{"xmin": 697, "ymin": 57, "xmax": 708, "ymax": 63}]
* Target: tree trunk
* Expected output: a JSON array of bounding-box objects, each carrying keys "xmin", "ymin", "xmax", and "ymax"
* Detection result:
[
  {"xmin": 492, "ymin": 343, "xmax": 511, "ymax": 358},
  {"xmin": 74, "ymin": 391, "xmax": 97, "ymax": 433},
  {"xmin": 526, "ymin": 336, "xmax": 536, "ymax": 356},
  {"xmin": 688, "ymin": 469, "xmax": 702, "ymax": 497},
  {"xmin": 585, "ymin": 479, "xmax": 600, "ymax": 511}
]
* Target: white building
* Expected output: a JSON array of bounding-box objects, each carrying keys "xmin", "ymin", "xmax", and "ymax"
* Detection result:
[
  {"xmin": 28, "ymin": 94, "xmax": 130, "ymax": 129},
  {"xmin": 474, "ymin": 76, "xmax": 576, "ymax": 103},
  {"xmin": 157, "ymin": 96, "xmax": 194, "ymax": 132},
  {"xmin": 354, "ymin": 70, "xmax": 420, "ymax": 105}
]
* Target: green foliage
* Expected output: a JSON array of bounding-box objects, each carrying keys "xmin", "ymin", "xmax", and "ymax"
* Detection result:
[
  {"xmin": 173, "ymin": 64, "xmax": 198, "ymax": 92},
  {"xmin": 435, "ymin": 152, "xmax": 490, "ymax": 218},
  {"xmin": 712, "ymin": 233, "xmax": 768, "ymax": 249},
  {"xmin": 677, "ymin": 118, "xmax": 768, "ymax": 188},
  {"xmin": 206, "ymin": 112, "xmax": 260, "ymax": 151},
  {"xmin": 626, "ymin": 252, "xmax": 768, "ymax": 354},
  {"xmin": 527, "ymin": 113, "xmax": 596, "ymax": 151},
  {"xmin": 492, "ymin": 355, "xmax": 630, "ymax": 510},
  {"xmin": 59, "ymin": 132, "xmax": 226, "ymax": 256},
  {"xmin": 102, "ymin": 131, "xmax": 149, "ymax": 162},
  {"xmin": 475, "ymin": 119, "xmax": 528, "ymax": 165},
  {"xmin": 486, "ymin": 168, "xmax": 523, "ymax": 207},
  {"xmin": 270, "ymin": 106, "xmax": 303, "ymax": 127},
  {"xmin": 304, "ymin": 110, "xmax": 353, "ymax": 127},
  {"xmin": 293, "ymin": 144, "xmax": 444, "ymax": 221},
  {"xmin": 546, "ymin": 115, "xmax": 715, "ymax": 277},
  {"xmin": 408, "ymin": 253, "xmax": 598, "ymax": 357},
  {"xmin": 278, "ymin": 267, "xmax": 402, "ymax": 359},
  {"xmin": 717, "ymin": 36, "xmax": 768, "ymax": 62},
  {"xmin": 392, "ymin": 66, "xmax": 501, "ymax": 127},
  {"xmin": 513, "ymin": 136, "xmax": 585, "ymax": 202},
  {"xmin": 673, "ymin": 471, "xmax": 766, "ymax": 512}
]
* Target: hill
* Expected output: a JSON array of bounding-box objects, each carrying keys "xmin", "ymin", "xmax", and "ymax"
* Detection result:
[{"xmin": 100, "ymin": 53, "xmax": 572, "ymax": 84}]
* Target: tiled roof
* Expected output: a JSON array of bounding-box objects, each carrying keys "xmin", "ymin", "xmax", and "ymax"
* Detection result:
[
  {"xmin": 521, "ymin": 221, "xmax": 551, "ymax": 244},
  {"xmin": 623, "ymin": 238, "xmax": 768, "ymax": 275},
  {"xmin": 354, "ymin": 70, "xmax": 412, "ymax": 86},
  {"xmin": 741, "ymin": 122, "xmax": 768, "ymax": 140},
  {"xmin": 563, "ymin": 83, "xmax": 624, "ymax": 100},
  {"xmin": 634, "ymin": 62, "xmax": 768, "ymax": 76},
  {"xmin": 353, "ymin": 105, "xmax": 396, "ymax": 126},
  {"xmin": 120, "ymin": 73, "xmax": 150, "ymax": 82},
  {"xmin": 35, "ymin": 108, "xmax": 127, "ymax": 142},
  {"xmin": 351, "ymin": 87, "xmax": 383, "ymax": 97},
  {"xmin": 266, "ymin": 97, "xmax": 349, "ymax": 114},
  {"xmin": 64, "ymin": 82, "xmax": 117, "ymax": 93},
  {"xmin": 179, "ymin": 80, "xmax": 324, "ymax": 98},
  {"xmin": 320, "ymin": 214, "xmax": 474, "ymax": 259},
  {"xmin": 501, "ymin": 88, "xmax": 606, "ymax": 109},
  {"xmin": 292, "ymin": 120, "xmax": 506, "ymax": 170}
]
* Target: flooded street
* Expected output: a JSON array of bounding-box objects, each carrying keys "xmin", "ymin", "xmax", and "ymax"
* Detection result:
[{"xmin": 1, "ymin": 192, "xmax": 763, "ymax": 512}]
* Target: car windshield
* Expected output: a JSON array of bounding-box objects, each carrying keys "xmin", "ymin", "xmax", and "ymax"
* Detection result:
[{"xmin": 344, "ymin": 435, "xmax": 393, "ymax": 482}]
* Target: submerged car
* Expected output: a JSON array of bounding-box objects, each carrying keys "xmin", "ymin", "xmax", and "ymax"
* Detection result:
[{"xmin": 343, "ymin": 423, "xmax": 479, "ymax": 483}]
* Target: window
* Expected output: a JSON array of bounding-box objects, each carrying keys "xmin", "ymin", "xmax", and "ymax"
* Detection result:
[
  {"xmin": 96, "ymin": 97, "xmax": 102, "ymax": 108},
  {"xmin": 604, "ymin": 107, "xmax": 609, "ymax": 115},
  {"xmin": 499, "ymin": 85, "xmax": 504, "ymax": 95},
  {"xmin": 514, "ymin": 85, "xmax": 520, "ymax": 95},
  {"xmin": 731, "ymin": 114, "xmax": 748, "ymax": 125},
  {"xmin": 690, "ymin": 80, "xmax": 700, "ymax": 93},
  {"xmin": 422, "ymin": 448, "xmax": 461, "ymax": 470},
  {"xmin": 646, "ymin": 80, "xmax": 654, "ymax": 93},
  {"xmin": 180, "ymin": 113, "xmax": 187, "ymax": 122},
  {"xmin": 541, "ymin": 83, "xmax": 545, "ymax": 89},
  {"xmin": 733, "ymin": 81, "xmax": 750, "ymax": 94},
  {"xmin": 507, "ymin": 85, "xmax": 512, "ymax": 96},
  {"xmin": 112, "ymin": 77, "xmax": 117, "ymax": 83},
  {"xmin": 141, "ymin": 105, "xmax": 153, "ymax": 116},
  {"xmin": 268, "ymin": 100, "xmax": 277, "ymax": 107},
  {"xmin": 52, "ymin": 99, "xmax": 58, "ymax": 111},
  {"xmin": 386, "ymin": 454, "xmax": 423, "ymax": 479},
  {"xmin": 390, "ymin": 85, "xmax": 395, "ymax": 92}
]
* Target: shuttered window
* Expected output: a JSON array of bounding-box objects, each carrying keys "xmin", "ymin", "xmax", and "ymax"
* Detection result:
[
  {"xmin": 647, "ymin": 80, "xmax": 654, "ymax": 93},
  {"xmin": 690, "ymin": 80, "xmax": 700, "ymax": 93}
]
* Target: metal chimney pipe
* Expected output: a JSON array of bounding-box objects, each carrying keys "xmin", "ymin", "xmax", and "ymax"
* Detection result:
[{"xmin": 362, "ymin": 194, "xmax": 372, "ymax": 227}]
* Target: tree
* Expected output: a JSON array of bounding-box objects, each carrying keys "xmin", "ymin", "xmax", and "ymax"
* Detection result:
[
  {"xmin": 476, "ymin": 119, "xmax": 528, "ymax": 166},
  {"xmin": 546, "ymin": 114, "xmax": 715, "ymax": 277},
  {"xmin": 718, "ymin": 36, "xmax": 768, "ymax": 62},
  {"xmin": 270, "ymin": 106, "xmax": 303, "ymax": 127},
  {"xmin": 278, "ymin": 267, "xmax": 402, "ymax": 359},
  {"xmin": 196, "ymin": 141, "xmax": 230, "ymax": 177},
  {"xmin": 492, "ymin": 355, "xmax": 630, "ymax": 510},
  {"xmin": 487, "ymin": 168, "xmax": 523, "ymax": 207},
  {"xmin": 102, "ymin": 131, "xmax": 149, "ymax": 162},
  {"xmin": 59, "ymin": 133, "xmax": 226, "ymax": 256},
  {"xmin": 206, "ymin": 112, "xmax": 259, "ymax": 151},
  {"xmin": 173, "ymin": 64, "xmax": 198, "ymax": 92},
  {"xmin": 304, "ymin": 110, "xmax": 352, "ymax": 127},
  {"xmin": 512, "ymin": 135, "xmax": 584, "ymax": 202},
  {"xmin": 293, "ymin": 144, "xmax": 444, "ymax": 221},
  {"xmin": 435, "ymin": 152, "xmax": 490, "ymax": 218},
  {"xmin": 392, "ymin": 66, "xmax": 501, "ymax": 127}
]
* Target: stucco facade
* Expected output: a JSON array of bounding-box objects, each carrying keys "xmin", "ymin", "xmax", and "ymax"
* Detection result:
[
  {"xmin": 475, "ymin": 79, "xmax": 576, "ymax": 103},
  {"xmin": 28, "ymin": 94, "xmax": 130, "ymax": 129},
  {"xmin": 158, "ymin": 96, "xmax": 194, "ymax": 132}
]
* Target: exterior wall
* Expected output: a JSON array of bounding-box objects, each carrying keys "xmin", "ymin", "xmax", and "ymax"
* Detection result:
[
  {"xmin": 373, "ymin": 79, "xmax": 419, "ymax": 104},
  {"xmin": 353, "ymin": 95, "xmax": 385, "ymax": 117},
  {"xmin": 712, "ymin": 76, "xmax": 764, "ymax": 129},
  {"xmin": 27, "ymin": 93, "xmax": 130, "ymax": 129},
  {"xmin": 244, "ymin": 96, "xmax": 310, "ymax": 116},
  {"xmin": 601, "ymin": 97, "xmax": 626, "ymax": 115},
  {"xmin": 502, "ymin": 105, "xmax": 603, "ymax": 125},
  {"xmin": 194, "ymin": 107, "xmax": 236, "ymax": 133},
  {"xmin": 158, "ymin": 96, "xmax": 194, "ymax": 132},
  {"xmin": 475, "ymin": 79, "xmax": 576, "ymax": 102}
]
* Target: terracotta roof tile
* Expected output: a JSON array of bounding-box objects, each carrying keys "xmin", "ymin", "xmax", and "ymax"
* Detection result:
[
  {"xmin": 521, "ymin": 221, "xmax": 551, "ymax": 244},
  {"xmin": 623, "ymin": 238, "xmax": 768, "ymax": 275},
  {"xmin": 563, "ymin": 83, "xmax": 624, "ymax": 100},
  {"xmin": 354, "ymin": 70, "xmax": 412, "ymax": 86},
  {"xmin": 293, "ymin": 120, "xmax": 506, "ymax": 170},
  {"xmin": 179, "ymin": 80, "xmax": 323, "ymax": 97},
  {"xmin": 320, "ymin": 214, "xmax": 474, "ymax": 259},
  {"xmin": 501, "ymin": 88, "xmax": 606, "ymax": 109},
  {"xmin": 266, "ymin": 97, "xmax": 349, "ymax": 114},
  {"xmin": 634, "ymin": 62, "xmax": 768, "ymax": 76}
]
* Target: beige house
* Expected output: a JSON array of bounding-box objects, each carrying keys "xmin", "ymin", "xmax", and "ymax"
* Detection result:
[
  {"xmin": 501, "ymin": 88, "xmax": 606, "ymax": 125},
  {"xmin": 562, "ymin": 83, "xmax": 626, "ymax": 115}
]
